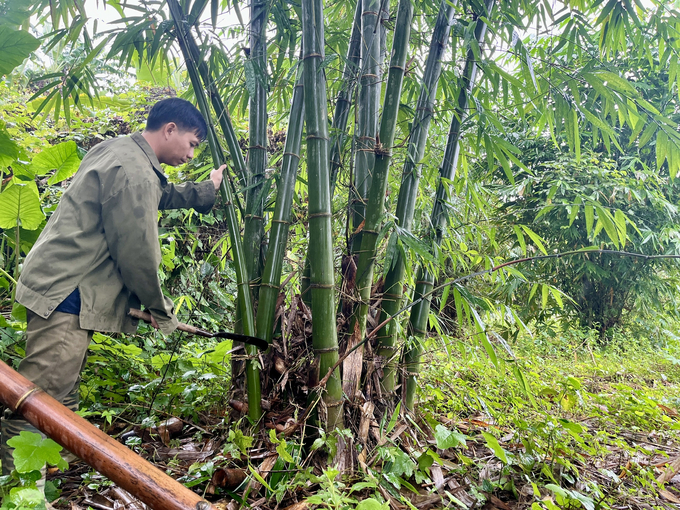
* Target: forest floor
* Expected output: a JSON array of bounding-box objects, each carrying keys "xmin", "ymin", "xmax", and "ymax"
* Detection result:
[{"xmin": 47, "ymin": 328, "xmax": 680, "ymax": 510}]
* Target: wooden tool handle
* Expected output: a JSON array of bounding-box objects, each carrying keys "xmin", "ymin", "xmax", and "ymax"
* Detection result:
[{"xmin": 128, "ymin": 309, "xmax": 206, "ymax": 336}]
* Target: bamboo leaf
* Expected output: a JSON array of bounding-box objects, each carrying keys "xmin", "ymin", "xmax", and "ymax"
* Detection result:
[
  {"xmin": 520, "ymin": 225, "xmax": 547, "ymax": 255},
  {"xmin": 471, "ymin": 307, "xmax": 498, "ymax": 369},
  {"xmin": 541, "ymin": 284, "xmax": 548, "ymax": 309},
  {"xmin": 512, "ymin": 225, "xmax": 526, "ymax": 255},
  {"xmin": 528, "ymin": 283, "xmax": 539, "ymax": 302},
  {"xmin": 614, "ymin": 209, "xmax": 627, "ymax": 246},
  {"xmin": 637, "ymin": 121, "xmax": 657, "ymax": 148},
  {"xmin": 549, "ymin": 287, "xmax": 564, "ymax": 309},
  {"xmin": 585, "ymin": 204, "xmax": 594, "ymax": 235},
  {"xmin": 594, "ymin": 205, "xmax": 619, "ymax": 247},
  {"xmin": 568, "ymin": 197, "xmax": 581, "ymax": 227},
  {"xmin": 657, "ymin": 130, "xmax": 668, "ymax": 171}
]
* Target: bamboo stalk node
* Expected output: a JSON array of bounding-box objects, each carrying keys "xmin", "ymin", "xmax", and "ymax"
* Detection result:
[
  {"xmin": 271, "ymin": 219, "xmax": 290, "ymax": 225},
  {"xmin": 377, "ymin": 345, "xmax": 400, "ymax": 351},
  {"xmin": 248, "ymin": 145, "xmax": 267, "ymax": 150},
  {"xmin": 283, "ymin": 152, "xmax": 300, "ymax": 158},
  {"xmin": 302, "ymin": 53, "xmax": 323, "ymax": 60},
  {"xmin": 14, "ymin": 387, "xmax": 40, "ymax": 412},
  {"xmin": 360, "ymin": 73, "xmax": 379, "ymax": 80},
  {"xmin": 260, "ymin": 282, "xmax": 280, "ymax": 290},
  {"xmin": 374, "ymin": 146, "xmax": 391, "ymax": 157},
  {"xmin": 309, "ymin": 283, "xmax": 334, "ymax": 289},
  {"xmin": 245, "ymin": 214, "xmax": 265, "ymax": 221},
  {"xmin": 324, "ymin": 400, "xmax": 344, "ymax": 407},
  {"xmin": 308, "ymin": 212, "xmax": 332, "ymax": 219},
  {"xmin": 315, "ymin": 346, "xmax": 339, "ymax": 353},
  {"xmin": 306, "ymin": 135, "xmax": 330, "ymax": 141},
  {"xmin": 362, "ymin": 10, "xmax": 379, "ymax": 15}
]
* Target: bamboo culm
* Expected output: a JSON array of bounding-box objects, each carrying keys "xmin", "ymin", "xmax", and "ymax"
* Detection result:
[
  {"xmin": 376, "ymin": 0, "xmax": 457, "ymax": 393},
  {"xmin": 329, "ymin": 0, "xmax": 363, "ymax": 197},
  {"xmin": 404, "ymin": 0, "xmax": 495, "ymax": 410},
  {"xmin": 302, "ymin": 0, "xmax": 344, "ymax": 429},
  {"xmin": 255, "ymin": 75, "xmax": 305, "ymax": 344},
  {"xmin": 243, "ymin": 0, "xmax": 269, "ymax": 296},
  {"xmin": 167, "ymin": 0, "xmax": 262, "ymax": 420},
  {"xmin": 349, "ymin": 0, "xmax": 382, "ymax": 254},
  {"xmin": 342, "ymin": 0, "xmax": 413, "ymax": 400}
]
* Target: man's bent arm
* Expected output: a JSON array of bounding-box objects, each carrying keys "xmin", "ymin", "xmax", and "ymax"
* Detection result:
[
  {"xmin": 158, "ymin": 180, "xmax": 216, "ymax": 213},
  {"xmin": 101, "ymin": 182, "xmax": 178, "ymax": 334}
]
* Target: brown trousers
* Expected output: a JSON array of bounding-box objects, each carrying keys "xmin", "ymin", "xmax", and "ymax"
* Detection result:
[{"xmin": 1, "ymin": 310, "xmax": 92, "ymax": 474}]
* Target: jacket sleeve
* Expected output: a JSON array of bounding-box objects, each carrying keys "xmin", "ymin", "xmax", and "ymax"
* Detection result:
[
  {"xmin": 159, "ymin": 180, "xmax": 216, "ymax": 213},
  {"xmin": 101, "ymin": 182, "xmax": 179, "ymax": 334}
]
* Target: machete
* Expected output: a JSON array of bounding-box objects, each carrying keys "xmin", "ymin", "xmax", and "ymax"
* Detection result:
[{"xmin": 128, "ymin": 309, "xmax": 268, "ymax": 350}]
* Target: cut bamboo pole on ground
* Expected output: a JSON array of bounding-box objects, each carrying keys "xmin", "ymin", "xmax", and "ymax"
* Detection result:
[
  {"xmin": 302, "ymin": 0, "xmax": 344, "ymax": 429},
  {"xmin": 403, "ymin": 0, "xmax": 495, "ymax": 410},
  {"xmin": 375, "ymin": 0, "xmax": 457, "ymax": 393},
  {"xmin": 0, "ymin": 359, "xmax": 215, "ymax": 510}
]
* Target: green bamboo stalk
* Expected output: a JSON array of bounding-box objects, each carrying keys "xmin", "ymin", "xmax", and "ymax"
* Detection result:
[
  {"xmin": 243, "ymin": 0, "xmax": 269, "ymax": 297},
  {"xmin": 376, "ymin": 0, "xmax": 457, "ymax": 393},
  {"xmin": 168, "ymin": 0, "xmax": 262, "ymax": 421},
  {"xmin": 329, "ymin": 0, "xmax": 363, "ymax": 197},
  {"xmin": 302, "ymin": 0, "xmax": 344, "ymax": 430},
  {"xmin": 255, "ymin": 74, "xmax": 305, "ymax": 343},
  {"xmin": 184, "ymin": 33, "xmax": 247, "ymax": 188},
  {"xmin": 342, "ymin": 0, "xmax": 413, "ymax": 399},
  {"xmin": 349, "ymin": 0, "xmax": 382, "ymax": 254},
  {"xmin": 403, "ymin": 0, "xmax": 495, "ymax": 410}
]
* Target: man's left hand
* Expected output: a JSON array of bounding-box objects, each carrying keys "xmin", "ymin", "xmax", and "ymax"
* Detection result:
[{"xmin": 210, "ymin": 165, "xmax": 226, "ymax": 190}]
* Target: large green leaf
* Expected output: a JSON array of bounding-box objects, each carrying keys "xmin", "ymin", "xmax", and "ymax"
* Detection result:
[
  {"xmin": 0, "ymin": 126, "xmax": 19, "ymax": 167},
  {"xmin": 32, "ymin": 141, "xmax": 81, "ymax": 184},
  {"xmin": 0, "ymin": 182, "xmax": 45, "ymax": 230},
  {"xmin": 0, "ymin": 27, "xmax": 39, "ymax": 76},
  {"xmin": 6, "ymin": 431, "xmax": 62, "ymax": 473}
]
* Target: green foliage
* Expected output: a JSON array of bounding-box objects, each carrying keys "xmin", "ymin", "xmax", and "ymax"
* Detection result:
[
  {"xmin": 6, "ymin": 432, "xmax": 63, "ymax": 473},
  {"xmin": 0, "ymin": 184, "xmax": 44, "ymax": 230},
  {"xmin": 0, "ymin": 432, "xmax": 66, "ymax": 509},
  {"xmin": 0, "ymin": 28, "xmax": 39, "ymax": 77},
  {"xmin": 31, "ymin": 141, "xmax": 81, "ymax": 185},
  {"xmin": 494, "ymin": 145, "xmax": 680, "ymax": 337}
]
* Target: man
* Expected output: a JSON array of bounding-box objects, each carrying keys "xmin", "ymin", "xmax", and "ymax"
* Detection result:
[{"xmin": 1, "ymin": 98, "xmax": 225, "ymax": 483}]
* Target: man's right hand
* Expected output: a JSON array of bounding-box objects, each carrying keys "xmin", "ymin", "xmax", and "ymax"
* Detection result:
[
  {"xmin": 210, "ymin": 164, "xmax": 226, "ymax": 190},
  {"xmin": 149, "ymin": 314, "xmax": 160, "ymax": 329}
]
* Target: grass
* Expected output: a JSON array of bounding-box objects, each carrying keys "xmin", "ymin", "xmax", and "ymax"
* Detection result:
[{"xmin": 415, "ymin": 324, "xmax": 680, "ymax": 509}]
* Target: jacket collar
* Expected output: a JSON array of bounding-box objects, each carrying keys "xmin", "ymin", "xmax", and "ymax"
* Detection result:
[{"xmin": 131, "ymin": 132, "xmax": 168, "ymax": 185}]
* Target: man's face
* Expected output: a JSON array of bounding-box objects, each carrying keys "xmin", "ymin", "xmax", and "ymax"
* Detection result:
[{"xmin": 159, "ymin": 123, "xmax": 201, "ymax": 167}]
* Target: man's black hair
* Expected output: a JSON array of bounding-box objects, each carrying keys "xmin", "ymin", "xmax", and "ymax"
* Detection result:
[{"xmin": 145, "ymin": 98, "xmax": 207, "ymax": 140}]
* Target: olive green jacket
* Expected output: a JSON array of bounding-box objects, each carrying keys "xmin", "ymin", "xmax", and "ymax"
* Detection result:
[{"xmin": 16, "ymin": 132, "xmax": 216, "ymax": 335}]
